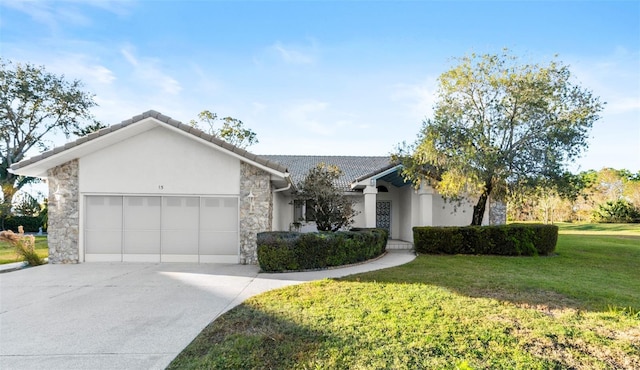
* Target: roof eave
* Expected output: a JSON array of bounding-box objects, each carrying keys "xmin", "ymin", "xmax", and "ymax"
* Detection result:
[{"xmin": 350, "ymin": 164, "xmax": 404, "ymax": 190}]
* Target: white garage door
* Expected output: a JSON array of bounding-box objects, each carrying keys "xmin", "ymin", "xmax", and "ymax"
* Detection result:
[{"xmin": 84, "ymin": 195, "xmax": 239, "ymax": 263}]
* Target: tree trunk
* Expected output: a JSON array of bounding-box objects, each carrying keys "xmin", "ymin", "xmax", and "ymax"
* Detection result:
[
  {"xmin": 471, "ymin": 180, "xmax": 492, "ymax": 226},
  {"xmin": 1, "ymin": 175, "xmax": 18, "ymax": 219}
]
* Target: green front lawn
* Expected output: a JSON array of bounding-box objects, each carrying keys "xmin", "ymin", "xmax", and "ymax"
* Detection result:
[
  {"xmin": 169, "ymin": 223, "xmax": 640, "ymax": 369},
  {"xmin": 0, "ymin": 235, "xmax": 48, "ymax": 265}
]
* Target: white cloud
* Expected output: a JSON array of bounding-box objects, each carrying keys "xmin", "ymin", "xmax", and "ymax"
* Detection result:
[
  {"xmin": 284, "ymin": 100, "xmax": 330, "ymax": 135},
  {"xmin": 120, "ymin": 47, "xmax": 139, "ymax": 67},
  {"xmin": 1, "ymin": 0, "xmax": 134, "ymax": 30},
  {"xmin": 120, "ymin": 45, "xmax": 182, "ymax": 95},
  {"xmin": 189, "ymin": 63, "xmax": 221, "ymax": 97},
  {"xmin": 2, "ymin": 1, "xmax": 68, "ymax": 30},
  {"xmin": 390, "ymin": 77, "xmax": 438, "ymax": 120},
  {"xmin": 252, "ymin": 102, "xmax": 268, "ymax": 112},
  {"xmin": 42, "ymin": 54, "xmax": 116, "ymax": 86},
  {"xmin": 271, "ymin": 41, "xmax": 315, "ymax": 65}
]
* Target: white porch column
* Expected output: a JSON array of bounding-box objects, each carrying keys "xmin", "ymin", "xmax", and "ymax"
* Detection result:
[
  {"xmin": 363, "ymin": 185, "xmax": 378, "ymax": 228},
  {"xmin": 418, "ymin": 184, "xmax": 434, "ymax": 226}
]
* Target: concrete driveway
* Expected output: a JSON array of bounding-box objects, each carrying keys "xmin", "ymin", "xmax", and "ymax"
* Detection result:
[{"xmin": 0, "ymin": 250, "xmax": 415, "ymax": 370}]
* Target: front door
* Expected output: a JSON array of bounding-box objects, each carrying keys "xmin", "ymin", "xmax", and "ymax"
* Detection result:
[{"xmin": 376, "ymin": 201, "xmax": 391, "ymax": 237}]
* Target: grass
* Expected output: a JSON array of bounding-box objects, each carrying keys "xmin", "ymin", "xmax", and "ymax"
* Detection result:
[
  {"xmin": 169, "ymin": 223, "xmax": 640, "ymax": 369},
  {"xmin": 0, "ymin": 235, "xmax": 48, "ymax": 264}
]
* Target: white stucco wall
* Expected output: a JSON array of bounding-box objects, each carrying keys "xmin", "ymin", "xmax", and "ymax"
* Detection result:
[
  {"xmin": 79, "ymin": 126, "xmax": 241, "ymax": 195},
  {"xmin": 432, "ymin": 195, "xmax": 475, "ymax": 226},
  {"xmin": 351, "ymin": 195, "xmax": 366, "ymax": 228},
  {"xmin": 273, "ymin": 192, "xmax": 293, "ymax": 231},
  {"xmin": 397, "ymin": 186, "xmax": 414, "ymax": 241},
  {"xmin": 432, "ymin": 194, "xmax": 491, "ymax": 226}
]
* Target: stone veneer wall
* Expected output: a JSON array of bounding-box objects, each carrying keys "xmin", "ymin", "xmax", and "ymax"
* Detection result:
[
  {"xmin": 46, "ymin": 159, "xmax": 80, "ymax": 263},
  {"xmin": 489, "ymin": 200, "xmax": 507, "ymax": 225},
  {"xmin": 239, "ymin": 162, "xmax": 273, "ymax": 264}
]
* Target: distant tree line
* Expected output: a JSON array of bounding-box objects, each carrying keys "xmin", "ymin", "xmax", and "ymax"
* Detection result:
[{"xmin": 507, "ymin": 168, "xmax": 640, "ymax": 223}]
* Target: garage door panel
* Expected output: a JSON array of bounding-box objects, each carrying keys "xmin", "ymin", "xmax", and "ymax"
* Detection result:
[
  {"xmin": 85, "ymin": 230, "xmax": 122, "ymax": 254},
  {"xmin": 124, "ymin": 230, "xmax": 161, "ymax": 254},
  {"xmin": 161, "ymin": 231, "xmax": 198, "ymax": 255},
  {"xmin": 125, "ymin": 196, "xmax": 161, "ymax": 229},
  {"xmin": 85, "ymin": 253, "xmax": 122, "ymax": 262},
  {"xmin": 123, "ymin": 196, "xmax": 161, "ymax": 255},
  {"xmin": 161, "ymin": 196, "xmax": 199, "ymax": 257},
  {"xmin": 161, "ymin": 254, "xmax": 199, "ymax": 263},
  {"xmin": 199, "ymin": 231, "xmax": 238, "ymax": 255},
  {"xmin": 163, "ymin": 197, "xmax": 199, "ymax": 230},
  {"xmin": 86, "ymin": 196, "xmax": 122, "ymax": 229},
  {"xmin": 122, "ymin": 254, "xmax": 160, "ymax": 263},
  {"xmin": 199, "ymin": 254, "xmax": 238, "ymax": 263},
  {"xmin": 200, "ymin": 197, "xmax": 238, "ymax": 231},
  {"xmin": 85, "ymin": 196, "xmax": 123, "ymax": 259}
]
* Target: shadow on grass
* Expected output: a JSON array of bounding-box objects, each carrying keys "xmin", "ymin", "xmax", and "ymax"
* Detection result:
[
  {"xmin": 167, "ymin": 304, "xmax": 335, "ymax": 370},
  {"xmin": 340, "ymin": 234, "xmax": 640, "ymax": 315},
  {"xmin": 340, "ymin": 259, "xmax": 587, "ymax": 314}
]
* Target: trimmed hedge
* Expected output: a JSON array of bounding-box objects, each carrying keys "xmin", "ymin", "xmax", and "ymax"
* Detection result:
[
  {"xmin": 1, "ymin": 216, "xmax": 46, "ymax": 233},
  {"xmin": 257, "ymin": 228, "xmax": 388, "ymax": 272},
  {"xmin": 413, "ymin": 224, "xmax": 558, "ymax": 256}
]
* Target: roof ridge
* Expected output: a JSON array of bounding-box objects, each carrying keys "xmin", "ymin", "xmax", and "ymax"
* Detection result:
[
  {"xmin": 261, "ymin": 154, "xmax": 391, "ymax": 158},
  {"xmin": 10, "ymin": 110, "xmax": 289, "ymax": 175}
]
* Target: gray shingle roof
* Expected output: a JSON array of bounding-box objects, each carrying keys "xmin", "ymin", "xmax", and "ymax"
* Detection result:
[
  {"xmin": 10, "ymin": 110, "xmax": 289, "ymax": 175},
  {"xmin": 261, "ymin": 155, "xmax": 394, "ymax": 191}
]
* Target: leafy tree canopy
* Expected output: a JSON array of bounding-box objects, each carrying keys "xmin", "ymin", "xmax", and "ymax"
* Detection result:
[
  {"xmin": 190, "ymin": 110, "xmax": 258, "ymax": 149},
  {"xmin": 0, "ymin": 58, "xmax": 98, "ymax": 212},
  {"xmin": 394, "ymin": 50, "xmax": 604, "ymax": 225},
  {"xmin": 297, "ymin": 163, "xmax": 357, "ymax": 232},
  {"xmin": 72, "ymin": 121, "xmax": 108, "ymax": 137}
]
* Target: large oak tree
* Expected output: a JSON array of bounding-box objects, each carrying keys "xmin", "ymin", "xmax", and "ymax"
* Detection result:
[
  {"xmin": 395, "ymin": 51, "xmax": 604, "ymax": 225},
  {"xmin": 0, "ymin": 59, "xmax": 97, "ymax": 213}
]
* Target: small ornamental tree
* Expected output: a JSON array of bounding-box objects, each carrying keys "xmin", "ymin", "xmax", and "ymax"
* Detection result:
[{"xmin": 297, "ymin": 163, "xmax": 357, "ymax": 232}]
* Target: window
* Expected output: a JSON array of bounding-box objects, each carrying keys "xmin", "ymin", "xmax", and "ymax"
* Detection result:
[
  {"xmin": 305, "ymin": 200, "xmax": 316, "ymax": 221},
  {"xmin": 294, "ymin": 200, "xmax": 304, "ymax": 222},
  {"xmin": 293, "ymin": 199, "xmax": 316, "ymax": 222}
]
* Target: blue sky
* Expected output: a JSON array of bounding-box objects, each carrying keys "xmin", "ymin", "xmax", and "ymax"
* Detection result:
[{"xmin": 1, "ymin": 0, "xmax": 639, "ymax": 172}]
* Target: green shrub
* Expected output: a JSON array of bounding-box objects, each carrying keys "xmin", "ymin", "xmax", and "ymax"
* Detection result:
[
  {"xmin": 592, "ymin": 199, "xmax": 640, "ymax": 223},
  {"xmin": 521, "ymin": 223, "xmax": 559, "ymax": 255},
  {"xmin": 413, "ymin": 224, "xmax": 557, "ymax": 256},
  {"xmin": 413, "ymin": 227, "xmax": 463, "ymax": 253},
  {"xmin": 257, "ymin": 228, "xmax": 387, "ymax": 272},
  {"xmin": 1, "ymin": 216, "xmax": 46, "ymax": 233},
  {"xmin": 256, "ymin": 233, "xmax": 300, "ymax": 272}
]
